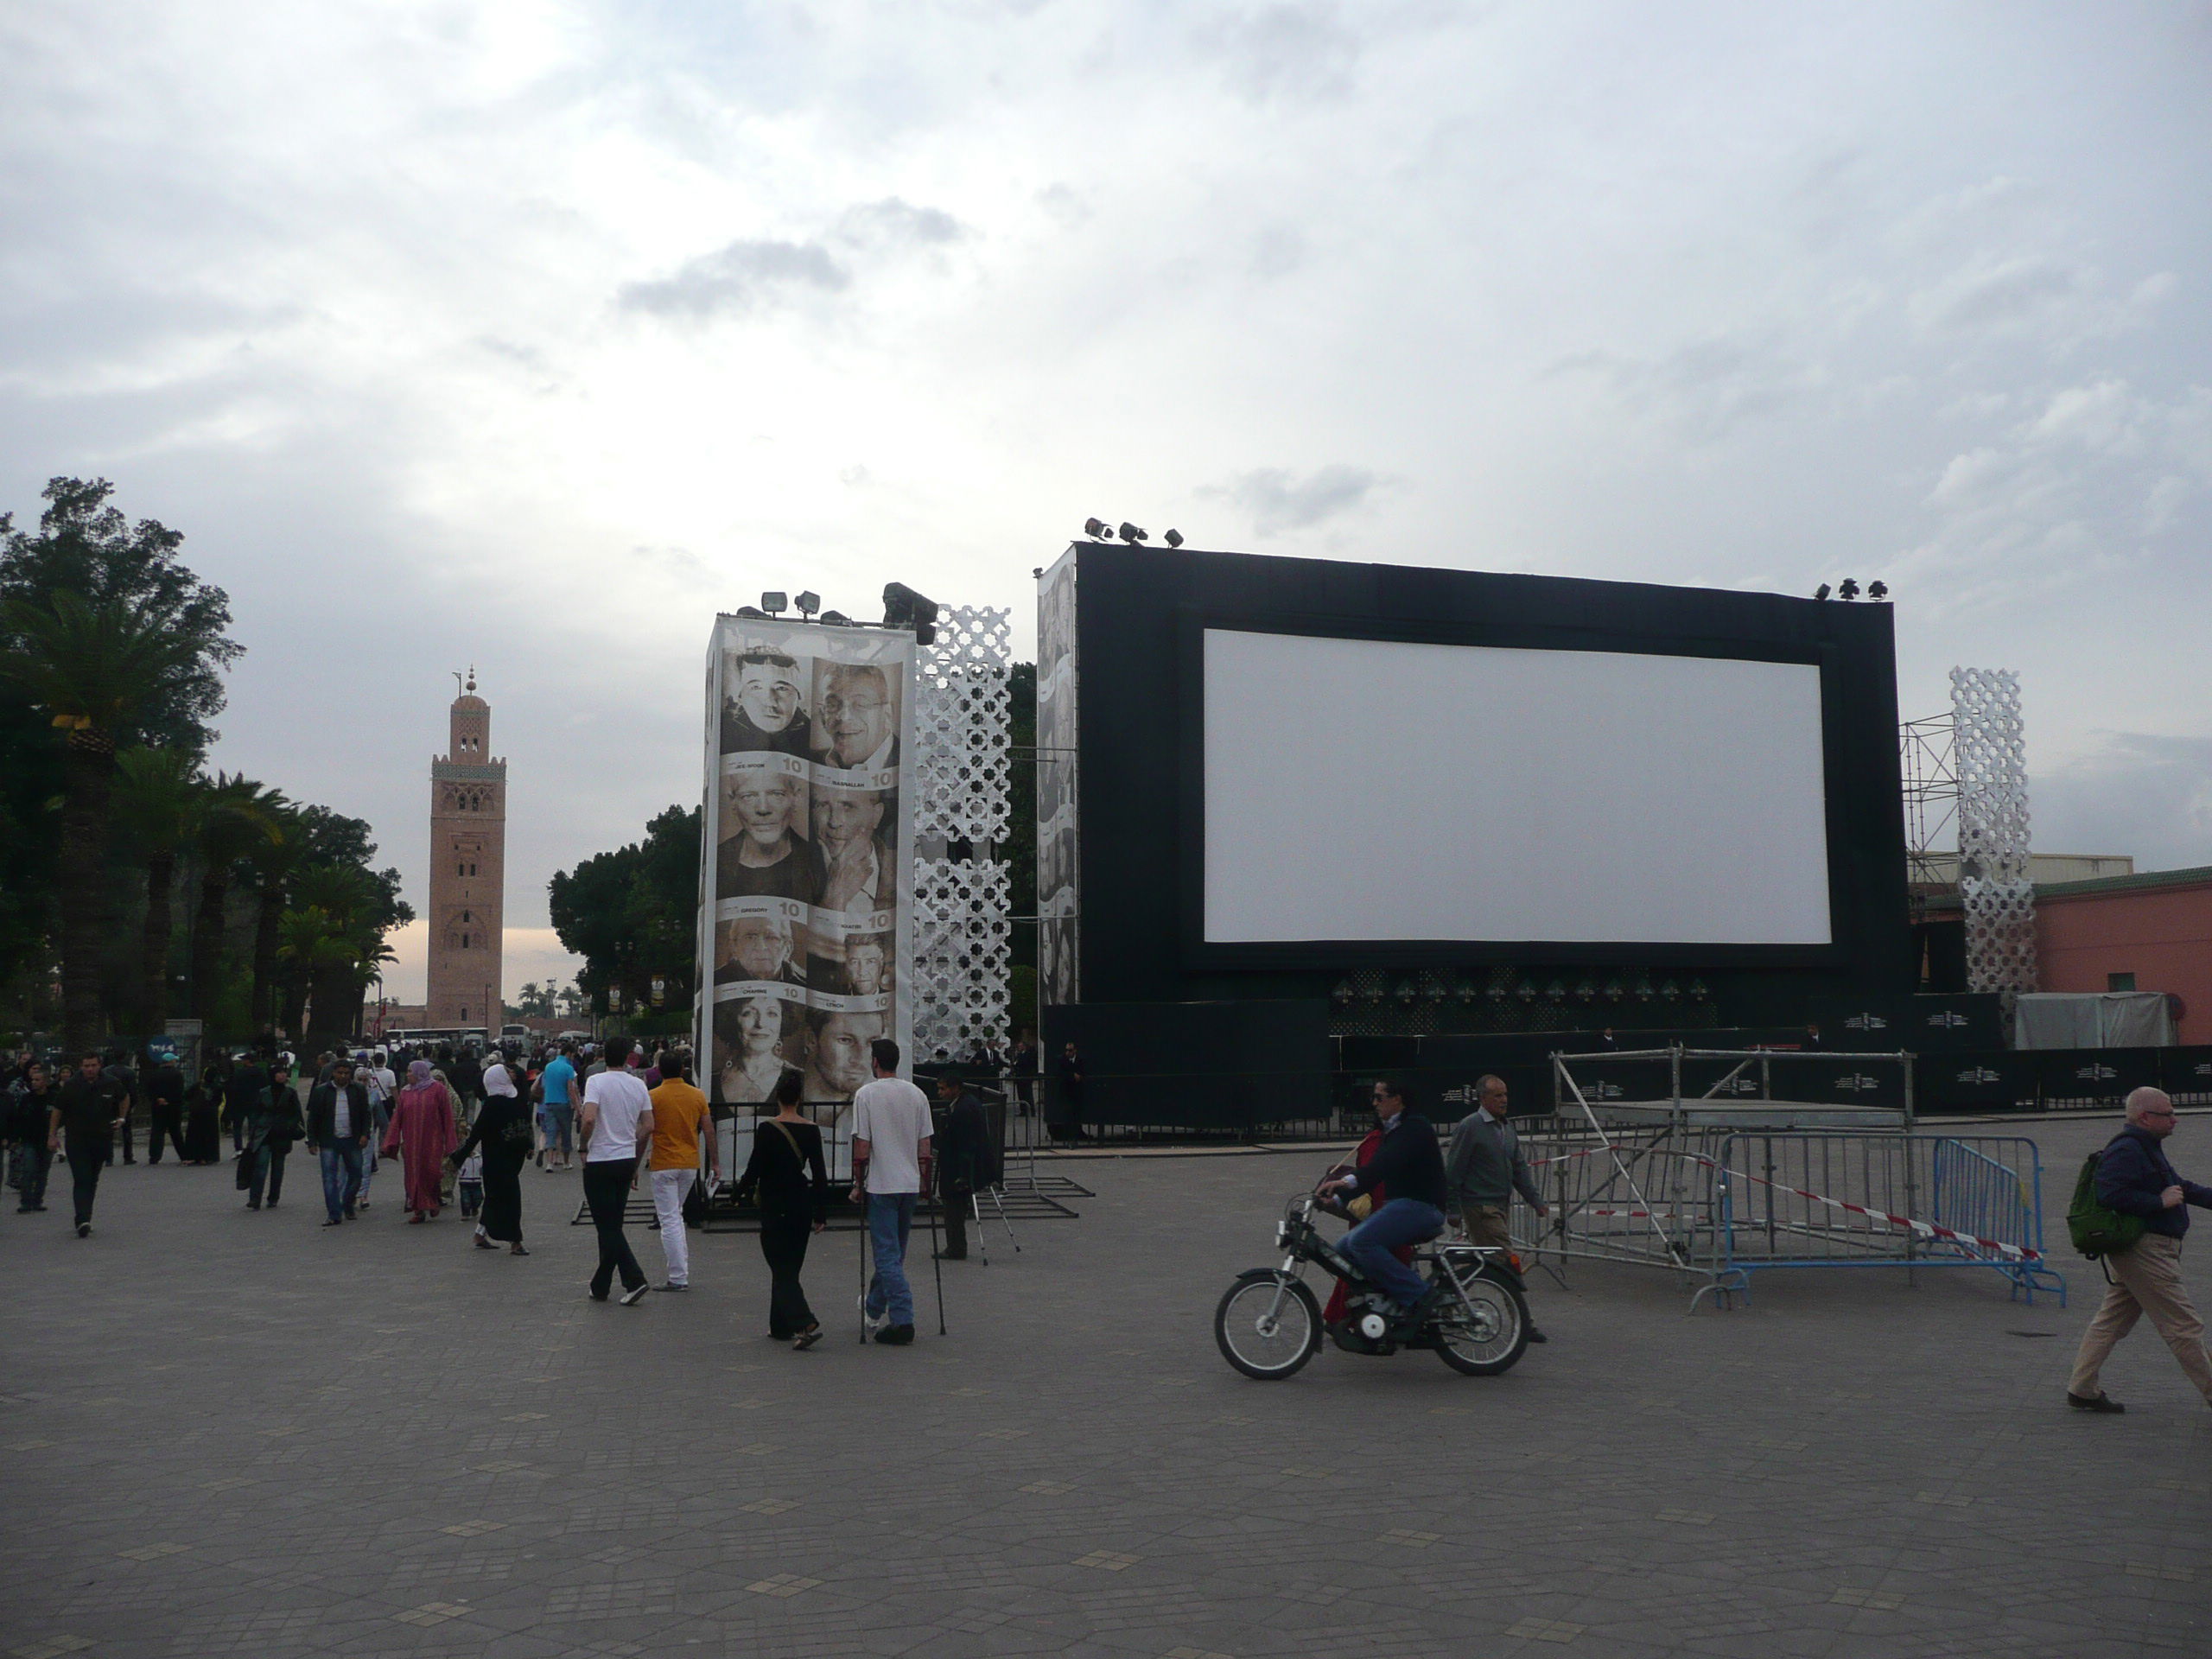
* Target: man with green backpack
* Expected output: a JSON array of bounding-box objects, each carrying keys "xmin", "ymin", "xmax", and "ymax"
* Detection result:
[{"xmin": 2066, "ymin": 1087, "xmax": 2212, "ymax": 1414}]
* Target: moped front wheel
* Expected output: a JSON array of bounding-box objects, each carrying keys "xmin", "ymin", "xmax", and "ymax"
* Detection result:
[{"xmin": 1213, "ymin": 1270, "xmax": 1322, "ymax": 1380}]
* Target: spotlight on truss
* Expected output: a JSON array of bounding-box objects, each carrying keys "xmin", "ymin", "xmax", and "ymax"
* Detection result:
[
  {"xmin": 794, "ymin": 590, "xmax": 821, "ymax": 618},
  {"xmin": 1083, "ymin": 517, "xmax": 1109, "ymax": 540},
  {"xmin": 882, "ymin": 582, "xmax": 940, "ymax": 646},
  {"xmin": 1164, "ymin": 528, "xmax": 1184, "ymax": 548},
  {"xmin": 1813, "ymin": 583, "xmax": 1831, "ymax": 601},
  {"xmin": 760, "ymin": 591, "xmax": 789, "ymax": 615},
  {"xmin": 1867, "ymin": 580, "xmax": 1889, "ymax": 601},
  {"xmin": 1837, "ymin": 578, "xmax": 1859, "ymax": 601},
  {"xmin": 1117, "ymin": 522, "xmax": 1147, "ymax": 543}
]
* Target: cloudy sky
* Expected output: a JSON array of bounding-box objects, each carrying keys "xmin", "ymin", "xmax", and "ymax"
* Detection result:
[{"xmin": 4, "ymin": 2, "xmax": 2208, "ymax": 1001}]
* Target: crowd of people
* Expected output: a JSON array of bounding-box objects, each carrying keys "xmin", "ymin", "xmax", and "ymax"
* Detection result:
[{"xmin": 1, "ymin": 1028, "xmax": 1004, "ymax": 1354}]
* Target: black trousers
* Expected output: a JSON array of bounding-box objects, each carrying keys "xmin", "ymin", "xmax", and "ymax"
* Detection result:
[
  {"xmin": 758, "ymin": 1207, "xmax": 817, "ymax": 1338},
  {"xmin": 941, "ymin": 1183, "xmax": 974, "ymax": 1256},
  {"xmin": 248, "ymin": 1143, "xmax": 289, "ymax": 1205},
  {"xmin": 147, "ymin": 1107, "xmax": 187, "ymax": 1163},
  {"xmin": 582, "ymin": 1158, "xmax": 645, "ymax": 1295},
  {"xmin": 64, "ymin": 1132, "xmax": 105, "ymax": 1226}
]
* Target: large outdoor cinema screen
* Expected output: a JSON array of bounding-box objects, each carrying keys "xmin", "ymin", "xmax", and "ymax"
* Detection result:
[{"xmin": 1201, "ymin": 627, "xmax": 1833, "ymax": 950}]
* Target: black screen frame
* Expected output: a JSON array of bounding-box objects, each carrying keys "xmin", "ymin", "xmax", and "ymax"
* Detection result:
[{"xmin": 1174, "ymin": 605, "xmax": 1852, "ymax": 971}]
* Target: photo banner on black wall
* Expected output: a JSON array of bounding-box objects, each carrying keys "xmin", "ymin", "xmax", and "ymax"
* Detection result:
[
  {"xmin": 1036, "ymin": 550, "xmax": 1080, "ymax": 1008},
  {"xmin": 696, "ymin": 614, "xmax": 915, "ymax": 1181}
]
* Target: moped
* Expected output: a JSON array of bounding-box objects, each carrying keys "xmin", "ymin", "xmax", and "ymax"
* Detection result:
[{"xmin": 1212, "ymin": 1185, "xmax": 1530, "ymax": 1380}]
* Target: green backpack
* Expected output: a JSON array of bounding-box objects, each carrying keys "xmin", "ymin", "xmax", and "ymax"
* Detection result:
[{"xmin": 2067, "ymin": 1148, "xmax": 2146, "ymax": 1260}]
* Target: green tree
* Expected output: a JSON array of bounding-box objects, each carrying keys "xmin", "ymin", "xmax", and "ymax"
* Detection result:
[
  {"xmin": 0, "ymin": 594, "xmax": 220, "ymax": 1048},
  {"xmin": 549, "ymin": 804, "xmax": 700, "ymax": 1016},
  {"xmin": 188, "ymin": 774, "xmax": 282, "ymax": 1028},
  {"xmin": 112, "ymin": 744, "xmax": 202, "ymax": 1033}
]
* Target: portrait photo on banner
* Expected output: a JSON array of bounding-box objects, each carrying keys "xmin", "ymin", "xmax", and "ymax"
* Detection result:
[{"xmin": 700, "ymin": 613, "xmax": 915, "ymax": 1157}]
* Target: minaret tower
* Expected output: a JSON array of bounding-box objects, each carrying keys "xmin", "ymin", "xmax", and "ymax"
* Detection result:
[{"xmin": 427, "ymin": 669, "xmax": 505, "ymax": 1029}]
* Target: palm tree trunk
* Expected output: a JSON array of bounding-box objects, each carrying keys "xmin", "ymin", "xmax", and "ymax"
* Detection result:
[
  {"xmin": 306, "ymin": 963, "xmax": 353, "ymax": 1051},
  {"xmin": 279, "ymin": 969, "xmax": 309, "ymax": 1044},
  {"xmin": 142, "ymin": 849, "xmax": 175, "ymax": 1033},
  {"xmin": 56, "ymin": 733, "xmax": 117, "ymax": 1052},
  {"xmin": 189, "ymin": 866, "xmax": 231, "ymax": 1025},
  {"xmin": 251, "ymin": 885, "xmax": 283, "ymax": 1036}
]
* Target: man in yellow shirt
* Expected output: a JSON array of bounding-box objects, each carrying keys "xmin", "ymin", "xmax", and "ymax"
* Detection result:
[{"xmin": 645, "ymin": 1052, "xmax": 719, "ymax": 1292}]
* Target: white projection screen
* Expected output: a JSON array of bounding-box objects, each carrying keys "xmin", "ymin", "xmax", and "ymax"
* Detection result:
[{"xmin": 1202, "ymin": 629, "xmax": 1834, "ymax": 947}]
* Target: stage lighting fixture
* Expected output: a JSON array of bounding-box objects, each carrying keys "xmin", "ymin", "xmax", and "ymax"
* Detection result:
[
  {"xmin": 1813, "ymin": 583, "xmax": 1832, "ymax": 601},
  {"xmin": 820, "ymin": 609, "xmax": 850, "ymax": 627},
  {"xmin": 761, "ymin": 591, "xmax": 789, "ymax": 615},
  {"xmin": 795, "ymin": 590, "xmax": 821, "ymax": 618},
  {"xmin": 1867, "ymin": 581, "xmax": 1889, "ymax": 601},
  {"xmin": 881, "ymin": 582, "xmax": 941, "ymax": 645},
  {"xmin": 1164, "ymin": 528, "xmax": 1184, "ymax": 548},
  {"xmin": 734, "ymin": 605, "xmax": 768, "ymax": 619},
  {"xmin": 1117, "ymin": 522, "xmax": 1148, "ymax": 543},
  {"xmin": 1837, "ymin": 578, "xmax": 1859, "ymax": 601},
  {"xmin": 1084, "ymin": 518, "xmax": 1109, "ymax": 540}
]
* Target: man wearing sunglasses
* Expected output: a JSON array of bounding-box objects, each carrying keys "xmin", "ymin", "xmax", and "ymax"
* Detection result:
[{"xmin": 2068, "ymin": 1087, "xmax": 2212, "ymax": 1414}]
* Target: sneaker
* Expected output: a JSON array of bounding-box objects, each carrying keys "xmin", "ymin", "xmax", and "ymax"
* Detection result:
[
  {"xmin": 932, "ymin": 1249, "xmax": 968, "ymax": 1262},
  {"xmin": 1526, "ymin": 1327, "xmax": 1550, "ymax": 1344},
  {"xmin": 793, "ymin": 1325, "xmax": 823, "ymax": 1351},
  {"xmin": 76, "ymin": 1222, "xmax": 92, "ymax": 1237},
  {"xmin": 874, "ymin": 1324, "xmax": 915, "ymax": 1345},
  {"xmin": 588, "ymin": 1287, "xmax": 610, "ymax": 1301},
  {"xmin": 653, "ymin": 1282, "xmax": 689, "ymax": 1293},
  {"xmin": 856, "ymin": 1294, "xmax": 888, "ymax": 1334},
  {"xmin": 620, "ymin": 1282, "xmax": 652, "ymax": 1306},
  {"xmin": 342, "ymin": 1206, "xmax": 356, "ymax": 1219},
  {"xmin": 2066, "ymin": 1390, "xmax": 2125, "ymax": 1414},
  {"xmin": 323, "ymin": 1218, "xmax": 343, "ymax": 1228},
  {"xmin": 246, "ymin": 1200, "xmax": 261, "ymax": 1211}
]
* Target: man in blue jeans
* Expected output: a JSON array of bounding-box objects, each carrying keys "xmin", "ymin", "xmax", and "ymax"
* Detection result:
[
  {"xmin": 848, "ymin": 1039, "xmax": 933, "ymax": 1345},
  {"xmin": 306, "ymin": 1060, "xmax": 373, "ymax": 1226},
  {"xmin": 1319, "ymin": 1078, "xmax": 1448, "ymax": 1327}
]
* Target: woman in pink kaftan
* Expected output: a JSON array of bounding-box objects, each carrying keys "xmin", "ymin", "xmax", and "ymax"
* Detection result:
[{"xmin": 384, "ymin": 1060, "xmax": 460, "ymax": 1222}]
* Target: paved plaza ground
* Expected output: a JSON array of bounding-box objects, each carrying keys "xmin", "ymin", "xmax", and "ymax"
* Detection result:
[{"xmin": 6, "ymin": 1112, "xmax": 2212, "ymax": 1659}]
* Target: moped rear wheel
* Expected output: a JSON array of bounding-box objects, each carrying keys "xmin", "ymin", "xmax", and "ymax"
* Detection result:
[
  {"xmin": 1214, "ymin": 1271, "xmax": 1322, "ymax": 1380},
  {"xmin": 1432, "ymin": 1269, "xmax": 1529, "ymax": 1376}
]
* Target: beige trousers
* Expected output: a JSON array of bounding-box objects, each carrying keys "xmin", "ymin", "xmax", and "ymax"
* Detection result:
[
  {"xmin": 1459, "ymin": 1205, "xmax": 1511, "ymax": 1250},
  {"xmin": 2068, "ymin": 1232, "xmax": 2212, "ymax": 1402}
]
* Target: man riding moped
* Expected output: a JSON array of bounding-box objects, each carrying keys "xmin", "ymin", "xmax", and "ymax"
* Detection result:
[{"xmin": 1318, "ymin": 1078, "xmax": 1449, "ymax": 1335}]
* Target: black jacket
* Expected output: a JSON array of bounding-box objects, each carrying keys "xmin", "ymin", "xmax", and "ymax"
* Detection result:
[
  {"xmin": 936, "ymin": 1090, "xmax": 998, "ymax": 1190},
  {"xmin": 1344, "ymin": 1111, "xmax": 1447, "ymax": 1211},
  {"xmin": 2097, "ymin": 1125, "xmax": 2212, "ymax": 1240},
  {"xmin": 54, "ymin": 1073, "xmax": 130, "ymax": 1141},
  {"xmin": 307, "ymin": 1082, "xmax": 373, "ymax": 1144}
]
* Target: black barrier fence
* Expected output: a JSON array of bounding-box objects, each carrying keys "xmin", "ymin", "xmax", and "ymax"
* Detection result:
[{"xmin": 1000, "ymin": 1042, "xmax": 2212, "ymax": 1142}]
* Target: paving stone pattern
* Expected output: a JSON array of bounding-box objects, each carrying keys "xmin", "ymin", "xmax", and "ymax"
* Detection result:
[{"xmin": 4, "ymin": 1116, "xmax": 2211, "ymax": 1656}]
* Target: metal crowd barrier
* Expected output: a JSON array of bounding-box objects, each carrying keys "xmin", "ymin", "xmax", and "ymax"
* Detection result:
[{"xmin": 1505, "ymin": 1050, "xmax": 2065, "ymax": 1311}]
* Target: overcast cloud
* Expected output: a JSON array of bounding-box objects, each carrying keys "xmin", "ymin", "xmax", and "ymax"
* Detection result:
[{"xmin": 3, "ymin": 2, "xmax": 2207, "ymax": 999}]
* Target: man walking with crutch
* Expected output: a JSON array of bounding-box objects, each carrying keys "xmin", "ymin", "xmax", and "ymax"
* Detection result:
[{"xmin": 849, "ymin": 1039, "xmax": 931, "ymax": 1346}]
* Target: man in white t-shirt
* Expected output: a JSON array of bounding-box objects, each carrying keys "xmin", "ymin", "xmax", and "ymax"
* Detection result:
[
  {"xmin": 848, "ymin": 1038, "xmax": 933, "ymax": 1344},
  {"xmin": 358, "ymin": 1052, "xmax": 397, "ymax": 1210},
  {"xmin": 578, "ymin": 1036, "xmax": 654, "ymax": 1306}
]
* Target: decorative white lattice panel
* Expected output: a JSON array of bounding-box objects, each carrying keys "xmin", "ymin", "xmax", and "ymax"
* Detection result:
[
  {"xmin": 1951, "ymin": 667, "xmax": 2036, "ymax": 997},
  {"xmin": 913, "ymin": 606, "xmax": 1012, "ymax": 843},
  {"xmin": 912, "ymin": 857, "xmax": 1012, "ymax": 1060}
]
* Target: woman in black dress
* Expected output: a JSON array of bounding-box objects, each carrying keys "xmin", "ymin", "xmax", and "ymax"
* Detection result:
[
  {"xmin": 733, "ymin": 1068, "xmax": 828, "ymax": 1349},
  {"xmin": 448, "ymin": 1058, "xmax": 532, "ymax": 1255},
  {"xmin": 181, "ymin": 1064, "xmax": 226, "ymax": 1164}
]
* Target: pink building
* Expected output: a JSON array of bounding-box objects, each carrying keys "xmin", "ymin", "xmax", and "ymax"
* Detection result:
[{"xmin": 2037, "ymin": 867, "xmax": 2212, "ymax": 1045}]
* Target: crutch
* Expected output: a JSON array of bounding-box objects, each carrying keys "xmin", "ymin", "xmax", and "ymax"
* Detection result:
[{"xmin": 925, "ymin": 1163, "xmax": 949, "ymax": 1335}]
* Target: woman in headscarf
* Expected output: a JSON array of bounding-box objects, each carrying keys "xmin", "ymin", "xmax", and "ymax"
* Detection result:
[
  {"xmin": 181, "ymin": 1062, "xmax": 226, "ymax": 1165},
  {"xmin": 383, "ymin": 1059, "xmax": 460, "ymax": 1223},
  {"xmin": 449, "ymin": 1053, "xmax": 531, "ymax": 1255}
]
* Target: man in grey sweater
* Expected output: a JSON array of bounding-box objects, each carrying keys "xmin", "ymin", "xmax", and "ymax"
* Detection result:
[{"xmin": 1446, "ymin": 1074, "xmax": 1551, "ymax": 1343}]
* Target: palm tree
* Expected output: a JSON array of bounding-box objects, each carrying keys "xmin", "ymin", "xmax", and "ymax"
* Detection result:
[
  {"xmin": 283, "ymin": 863, "xmax": 399, "ymax": 1050},
  {"xmin": 243, "ymin": 804, "xmax": 305, "ymax": 1039},
  {"xmin": 188, "ymin": 774, "xmax": 283, "ymax": 1028},
  {"xmin": 112, "ymin": 745, "xmax": 202, "ymax": 1033},
  {"xmin": 0, "ymin": 593, "xmax": 210, "ymax": 1049}
]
